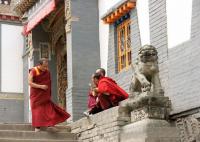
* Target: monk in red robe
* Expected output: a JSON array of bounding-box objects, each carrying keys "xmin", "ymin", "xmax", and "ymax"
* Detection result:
[
  {"xmin": 28, "ymin": 58, "xmax": 70, "ymax": 132},
  {"xmin": 84, "ymin": 74, "xmax": 102, "ymax": 117},
  {"xmin": 93, "ymin": 72, "xmax": 129, "ymax": 110}
]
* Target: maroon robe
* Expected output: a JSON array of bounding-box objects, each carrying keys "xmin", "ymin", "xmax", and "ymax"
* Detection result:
[
  {"xmin": 30, "ymin": 67, "xmax": 70, "ymax": 127},
  {"xmin": 97, "ymin": 77, "xmax": 129, "ymax": 110},
  {"xmin": 87, "ymin": 91, "xmax": 97, "ymax": 109}
]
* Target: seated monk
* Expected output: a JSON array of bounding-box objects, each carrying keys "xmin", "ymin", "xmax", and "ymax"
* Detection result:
[
  {"xmin": 93, "ymin": 73, "xmax": 129, "ymax": 110},
  {"xmin": 84, "ymin": 74, "xmax": 102, "ymax": 117}
]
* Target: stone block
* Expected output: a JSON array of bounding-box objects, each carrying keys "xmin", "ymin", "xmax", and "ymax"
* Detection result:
[{"xmin": 120, "ymin": 119, "xmax": 180, "ymax": 142}]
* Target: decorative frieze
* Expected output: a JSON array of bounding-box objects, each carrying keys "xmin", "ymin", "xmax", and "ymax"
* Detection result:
[
  {"xmin": 14, "ymin": 0, "xmax": 38, "ymax": 16},
  {"xmin": 51, "ymin": 13, "xmax": 65, "ymax": 48},
  {"xmin": 176, "ymin": 116, "xmax": 200, "ymax": 142},
  {"xmin": 65, "ymin": 0, "xmax": 71, "ymax": 33},
  {"xmin": 131, "ymin": 105, "xmax": 167, "ymax": 122}
]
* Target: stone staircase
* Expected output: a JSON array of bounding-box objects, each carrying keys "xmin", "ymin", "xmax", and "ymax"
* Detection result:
[{"xmin": 0, "ymin": 123, "xmax": 79, "ymax": 142}]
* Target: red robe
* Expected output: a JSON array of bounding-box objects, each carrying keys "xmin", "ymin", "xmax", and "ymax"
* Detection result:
[
  {"xmin": 97, "ymin": 77, "xmax": 129, "ymax": 109},
  {"xmin": 87, "ymin": 91, "xmax": 97, "ymax": 109},
  {"xmin": 30, "ymin": 67, "xmax": 70, "ymax": 127}
]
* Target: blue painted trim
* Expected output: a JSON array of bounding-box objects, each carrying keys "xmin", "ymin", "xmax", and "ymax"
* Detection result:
[{"xmin": 114, "ymin": 13, "xmax": 130, "ymax": 27}]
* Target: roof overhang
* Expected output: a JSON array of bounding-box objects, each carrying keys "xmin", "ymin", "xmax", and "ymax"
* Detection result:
[
  {"xmin": 23, "ymin": 0, "xmax": 56, "ymax": 35},
  {"xmin": 102, "ymin": 0, "xmax": 136, "ymax": 24}
]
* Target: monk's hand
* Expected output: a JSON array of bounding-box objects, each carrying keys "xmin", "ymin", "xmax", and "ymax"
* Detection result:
[
  {"xmin": 93, "ymin": 88, "xmax": 99, "ymax": 93},
  {"xmin": 104, "ymin": 93, "xmax": 110, "ymax": 96},
  {"xmin": 92, "ymin": 91, "xmax": 97, "ymax": 97},
  {"xmin": 96, "ymin": 97, "xmax": 99, "ymax": 103},
  {"xmin": 40, "ymin": 85, "xmax": 48, "ymax": 90}
]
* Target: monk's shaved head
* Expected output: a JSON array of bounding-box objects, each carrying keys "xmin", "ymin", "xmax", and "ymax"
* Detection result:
[
  {"xmin": 38, "ymin": 58, "xmax": 48, "ymax": 70},
  {"xmin": 96, "ymin": 68, "xmax": 106, "ymax": 76},
  {"xmin": 39, "ymin": 58, "xmax": 48, "ymax": 65}
]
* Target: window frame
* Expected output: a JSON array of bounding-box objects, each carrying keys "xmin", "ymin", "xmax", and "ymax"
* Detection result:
[
  {"xmin": 116, "ymin": 18, "xmax": 131, "ymax": 72},
  {"xmin": 39, "ymin": 42, "xmax": 51, "ymax": 60}
]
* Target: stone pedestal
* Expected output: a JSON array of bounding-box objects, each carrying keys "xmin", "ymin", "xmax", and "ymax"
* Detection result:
[
  {"xmin": 120, "ymin": 119, "xmax": 180, "ymax": 142},
  {"xmin": 120, "ymin": 92, "xmax": 180, "ymax": 142}
]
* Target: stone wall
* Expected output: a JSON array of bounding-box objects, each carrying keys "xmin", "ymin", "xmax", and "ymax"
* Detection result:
[{"xmin": 69, "ymin": 106, "xmax": 130, "ymax": 142}]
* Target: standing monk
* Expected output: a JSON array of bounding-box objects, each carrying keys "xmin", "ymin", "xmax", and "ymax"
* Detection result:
[
  {"xmin": 93, "ymin": 72, "xmax": 129, "ymax": 110},
  {"xmin": 28, "ymin": 58, "xmax": 70, "ymax": 132}
]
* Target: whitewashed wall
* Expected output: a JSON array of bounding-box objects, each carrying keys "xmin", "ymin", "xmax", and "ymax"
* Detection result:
[
  {"xmin": 167, "ymin": 0, "xmax": 192, "ymax": 48},
  {"xmin": 98, "ymin": 0, "xmax": 122, "ymax": 72},
  {"xmin": 1, "ymin": 24, "xmax": 23, "ymax": 93},
  {"xmin": 137, "ymin": 0, "xmax": 150, "ymax": 46}
]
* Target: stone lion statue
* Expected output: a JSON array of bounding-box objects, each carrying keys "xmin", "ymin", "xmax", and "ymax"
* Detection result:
[{"xmin": 129, "ymin": 45, "xmax": 164, "ymax": 96}]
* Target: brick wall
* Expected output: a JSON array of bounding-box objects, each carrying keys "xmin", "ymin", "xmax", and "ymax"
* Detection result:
[{"xmin": 69, "ymin": 106, "xmax": 130, "ymax": 142}]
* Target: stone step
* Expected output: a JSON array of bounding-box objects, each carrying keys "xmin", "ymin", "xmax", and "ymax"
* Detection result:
[
  {"xmin": 0, "ymin": 123, "xmax": 71, "ymax": 132},
  {"xmin": 0, "ymin": 130, "xmax": 77, "ymax": 140},
  {"xmin": 0, "ymin": 123, "xmax": 33, "ymax": 131},
  {"xmin": 0, "ymin": 138, "xmax": 80, "ymax": 142}
]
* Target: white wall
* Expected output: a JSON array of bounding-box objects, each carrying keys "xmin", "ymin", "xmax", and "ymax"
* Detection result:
[
  {"xmin": 137, "ymin": 0, "xmax": 150, "ymax": 46},
  {"xmin": 1, "ymin": 24, "xmax": 23, "ymax": 93},
  {"xmin": 167, "ymin": 0, "xmax": 192, "ymax": 48},
  {"xmin": 98, "ymin": 0, "xmax": 122, "ymax": 72}
]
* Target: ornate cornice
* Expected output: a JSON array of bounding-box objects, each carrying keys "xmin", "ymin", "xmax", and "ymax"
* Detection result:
[
  {"xmin": 102, "ymin": 0, "xmax": 136, "ymax": 24},
  {"xmin": 13, "ymin": 0, "xmax": 38, "ymax": 16}
]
